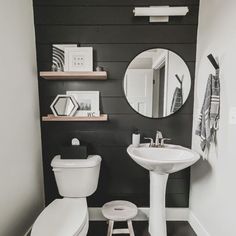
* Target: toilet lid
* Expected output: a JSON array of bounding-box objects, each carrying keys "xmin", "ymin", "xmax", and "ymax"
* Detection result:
[{"xmin": 31, "ymin": 198, "xmax": 88, "ymax": 236}]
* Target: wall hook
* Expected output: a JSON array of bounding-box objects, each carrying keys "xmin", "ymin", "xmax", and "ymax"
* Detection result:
[
  {"xmin": 207, "ymin": 54, "xmax": 219, "ymax": 70},
  {"xmin": 175, "ymin": 74, "xmax": 183, "ymax": 84}
]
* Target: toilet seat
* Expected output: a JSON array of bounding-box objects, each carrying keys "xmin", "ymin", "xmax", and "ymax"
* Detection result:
[{"xmin": 31, "ymin": 198, "xmax": 88, "ymax": 236}]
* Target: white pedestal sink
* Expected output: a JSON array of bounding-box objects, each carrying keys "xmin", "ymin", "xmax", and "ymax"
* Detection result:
[{"xmin": 127, "ymin": 144, "xmax": 200, "ymax": 236}]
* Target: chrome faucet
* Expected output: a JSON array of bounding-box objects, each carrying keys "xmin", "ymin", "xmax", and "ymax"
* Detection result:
[
  {"xmin": 155, "ymin": 130, "xmax": 163, "ymax": 146},
  {"xmin": 145, "ymin": 130, "xmax": 171, "ymax": 148}
]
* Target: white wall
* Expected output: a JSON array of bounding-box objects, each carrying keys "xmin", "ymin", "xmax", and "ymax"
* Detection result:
[
  {"xmin": 0, "ymin": 1, "xmax": 44, "ymax": 235},
  {"xmin": 190, "ymin": 0, "xmax": 236, "ymax": 235}
]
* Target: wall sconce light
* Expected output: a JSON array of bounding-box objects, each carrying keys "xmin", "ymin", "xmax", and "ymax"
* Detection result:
[{"xmin": 133, "ymin": 6, "xmax": 189, "ymax": 23}]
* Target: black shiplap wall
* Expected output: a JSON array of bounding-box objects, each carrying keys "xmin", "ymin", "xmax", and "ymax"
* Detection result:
[{"xmin": 33, "ymin": 0, "xmax": 199, "ymax": 207}]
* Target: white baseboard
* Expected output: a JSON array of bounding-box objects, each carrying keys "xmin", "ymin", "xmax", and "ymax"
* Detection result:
[
  {"xmin": 89, "ymin": 207, "xmax": 212, "ymax": 235},
  {"xmin": 166, "ymin": 208, "xmax": 189, "ymax": 221},
  {"xmin": 189, "ymin": 211, "xmax": 210, "ymax": 236},
  {"xmin": 28, "ymin": 207, "xmax": 210, "ymax": 236},
  {"xmin": 88, "ymin": 207, "xmax": 189, "ymax": 221}
]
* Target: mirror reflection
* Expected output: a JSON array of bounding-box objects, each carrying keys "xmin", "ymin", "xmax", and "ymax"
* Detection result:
[{"xmin": 123, "ymin": 48, "xmax": 191, "ymax": 118}]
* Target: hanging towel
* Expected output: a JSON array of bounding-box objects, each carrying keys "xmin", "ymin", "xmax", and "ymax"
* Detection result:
[
  {"xmin": 195, "ymin": 69, "xmax": 220, "ymax": 154},
  {"xmin": 170, "ymin": 87, "xmax": 183, "ymax": 113}
]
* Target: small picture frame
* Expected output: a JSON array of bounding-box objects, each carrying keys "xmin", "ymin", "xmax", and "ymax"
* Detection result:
[
  {"xmin": 66, "ymin": 91, "xmax": 100, "ymax": 117},
  {"xmin": 64, "ymin": 47, "xmax": 93, "ymax": 72}
]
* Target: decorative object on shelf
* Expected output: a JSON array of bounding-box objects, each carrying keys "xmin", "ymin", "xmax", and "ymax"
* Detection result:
[
  {"xmin": 51, "ymin": 64, "xmax": 58, "ymax": 72},
  {"xmin": 133, "ymin": 6, "xmax": 189, "ymax": 22},
  {"xmin": 96, "ymin": 66, "xmax": 104, "ymax": 71},
  {"xmin": 50, "ymin": 95, "xmax": 78, "ymax": 117},
  {"xmin": 64, "ymin": 47, "xmax": 93, "ymax": 72},
  {"xmin": 52, "ymin": 44, "xmax": 77, "ymax": 71},
  {"xmin": 60, "ymin": 138, "xmax": 88, "ymax": 160},
  {"xmin": 67, "ymin": 91, "xmax": 100, "ymax": 117},
  {"xmin": 71, "ymin": 138, "xmax": 80, "ymax": 146},
  {"xmin": 60, "ymin": 145, "xmax": 87, "ymax": 159}
]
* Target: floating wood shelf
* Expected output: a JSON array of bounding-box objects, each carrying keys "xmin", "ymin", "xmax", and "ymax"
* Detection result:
[
  {"xmin": 42, "ymin": 114, "xmax": 108, "ymax": 122},
  {"xmin": 40, "ymin": 71, "xmax": 107, "ymax": 80}
]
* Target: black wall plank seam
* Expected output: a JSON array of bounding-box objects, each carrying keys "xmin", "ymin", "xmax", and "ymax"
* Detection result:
[
  {"xmin": 33, "ymin": 0, "xmax": 199, "ymax": 207},
  {"xmin": 35, "ymin": 25, "xmax": 198, "ymax": 44},
  {"xmin": 37, "ymin": 44, "xmax": 197, "ymax": 62},
  {"xmin": 34, "ymin": 6, "xmax": 199, "ymax": 25}
]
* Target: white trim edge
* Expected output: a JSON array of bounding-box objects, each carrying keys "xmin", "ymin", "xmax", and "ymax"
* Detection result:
[
  {"xmin": 24, "ymin": 226, "xmax": 32, "ymax": 236},
  {"xmin": 28, "ymin": 207, "xmax": 211, "ymax": 236},
  {"xmin": 189, "ymin": 211, "xmax": 210, "ymax": 236},
  {"xmin": 88, "ymin": 207, "xmax": 189, "ymax": 221}
]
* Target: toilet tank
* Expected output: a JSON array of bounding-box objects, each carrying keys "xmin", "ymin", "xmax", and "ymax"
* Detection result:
[{"xmin": 51, "ymin": 155, "xmax": 101, "ymax": 198}]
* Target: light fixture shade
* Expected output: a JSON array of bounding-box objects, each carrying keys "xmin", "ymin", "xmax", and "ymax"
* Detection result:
[{"xmin": 133, "ymin": 6, "xmax": 189, "ymax": 22}]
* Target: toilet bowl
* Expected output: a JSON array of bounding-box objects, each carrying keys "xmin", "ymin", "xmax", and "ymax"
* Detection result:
[
  {"xmin": 31, "ymin": 198, "xmax": 88, "ymax": 236},
  {"xmin": 31, "ymin": 155, "xmax": 101, "ymax": 236}
]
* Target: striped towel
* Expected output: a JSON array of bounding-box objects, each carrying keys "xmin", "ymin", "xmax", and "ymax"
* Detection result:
[
  {"xmin": 170, "ymin": 87, "xmax": 183, "ymax": 113},
  {"xmin": 195, "ymin": 69, "xmax": 220, "ymax": 154}
]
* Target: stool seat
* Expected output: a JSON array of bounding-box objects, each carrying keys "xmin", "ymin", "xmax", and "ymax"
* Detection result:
[
  {"xmin": 102, "ymin": 200, "xmax": 138, "ymax": 221},
  {"xmin": 102, "ymin": 201, "xmax": 138, "ymax": 236}
]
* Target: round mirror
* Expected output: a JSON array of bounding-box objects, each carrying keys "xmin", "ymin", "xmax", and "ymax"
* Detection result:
[{"xmin": 123, "ymin": 48, "xmax": 191, "ymax": 118}]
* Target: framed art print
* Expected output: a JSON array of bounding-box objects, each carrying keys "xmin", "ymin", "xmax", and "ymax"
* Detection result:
[
  {"xmin": 66, "ymin": 91, "xmax": 100, "ymax": 117},
  {"xmin": 64, "ymin": 47, "xmax": 93, "ymax": 72},
  {"xmin": 52, "ymin": 44, "xmax": 77, "ymax": 71}
]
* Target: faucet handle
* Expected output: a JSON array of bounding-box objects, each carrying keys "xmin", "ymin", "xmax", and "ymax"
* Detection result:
[
  {"xmin": 144, "ymin": 137, "xmax": 154, "ymax": 147},
  {"xmin": 160, "ymin": 138, "xmax": 171, "ymax": 147}
]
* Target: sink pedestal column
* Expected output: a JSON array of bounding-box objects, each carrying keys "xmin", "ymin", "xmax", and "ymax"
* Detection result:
[{"xmin": 149, "ymin": 172, "xmax": 169, "ymax": 236}]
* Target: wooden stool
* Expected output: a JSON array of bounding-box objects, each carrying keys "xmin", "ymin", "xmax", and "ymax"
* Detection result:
[{"xmin": 102, "ymin": 200, "xmax": 138, "ymax": 236}]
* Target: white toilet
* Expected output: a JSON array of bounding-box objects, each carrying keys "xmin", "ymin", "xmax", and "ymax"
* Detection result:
[{"xmin": 31, "ymin": 154, "xmax": 102, "ymax": 236}]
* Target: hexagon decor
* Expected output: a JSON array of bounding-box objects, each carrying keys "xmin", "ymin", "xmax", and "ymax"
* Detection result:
[{"xmin": 50, "ymin": 95, "xmax": 78, "ymax": 116}]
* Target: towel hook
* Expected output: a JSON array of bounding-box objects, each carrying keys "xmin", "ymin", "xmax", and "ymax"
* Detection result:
[
  {"xmin": 175, "ymin": 74, "xmax": 183, "ymax": 89},
  {"xmin": 175, "ymin": 74, "xmax": 183, "ymax": 84},
  {"xmin": 207, "ymin": 54, "xmax": 219, "ymax": 70}
]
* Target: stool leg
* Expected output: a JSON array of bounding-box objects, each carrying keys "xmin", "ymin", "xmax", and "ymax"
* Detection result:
[
  {"xmin": 107, "ymin": 220, "xmax": 114, "ymax": 236},
  {"xmin": 127, "ymin": 220, "xmax": 135, "ymax": 236}
]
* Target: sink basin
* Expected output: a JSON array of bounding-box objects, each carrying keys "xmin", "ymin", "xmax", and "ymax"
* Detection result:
[
  {"xmin": 127, "ymin": 144, "xmax": 200, "ymax": 174},
  {"xmin": 127, "ymin": 143, "xmax": 200, "ymax": 236}
]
